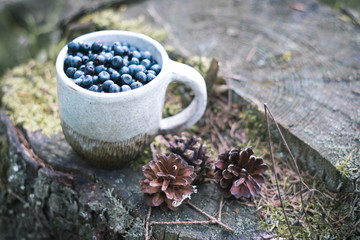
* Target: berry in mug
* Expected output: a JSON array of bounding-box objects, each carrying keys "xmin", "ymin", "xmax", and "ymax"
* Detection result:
[{"xmin": 64, "ymin": 41, "xmax": 161, "ymax": 93}]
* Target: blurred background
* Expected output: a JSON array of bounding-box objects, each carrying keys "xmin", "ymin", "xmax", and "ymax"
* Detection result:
[{"xmin": 0, "ymin": 0, "xmax": 359, "ymax": 77}]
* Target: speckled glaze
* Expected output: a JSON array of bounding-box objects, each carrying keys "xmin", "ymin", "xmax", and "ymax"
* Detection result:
[{"xmin": 56, "ymin": 30, "xmax": 207, "ymax": 169}]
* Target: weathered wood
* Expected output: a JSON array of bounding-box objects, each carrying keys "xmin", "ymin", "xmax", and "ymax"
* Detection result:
[{"xmin": 121, "ymin": 0, "xmax": 360, "ymax": 190}]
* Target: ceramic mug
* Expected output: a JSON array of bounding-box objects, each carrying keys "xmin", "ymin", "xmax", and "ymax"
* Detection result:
[{"xmin": 56, "ymin": 30, "xmax": 207, "ymax": 169}]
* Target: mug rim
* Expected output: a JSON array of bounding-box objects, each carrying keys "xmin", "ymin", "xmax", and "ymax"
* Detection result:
[{"xmin": 56, "ymin": 30, "xmax": 169, "ymax": 98}]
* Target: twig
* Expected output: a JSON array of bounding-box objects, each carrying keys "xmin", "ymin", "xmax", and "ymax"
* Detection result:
[
  {"xmin": 145, "ymin": 206, "xmax": 152, "ymax": 240},
  {"xmin": 246, "ymin": 47, "xmax": 256, "ymax": 62},
  {"xmin": 151, "ymin": 220, "xmax": 209, "ymax": 225},
  {"xmin": 264, "ymin": 103, "xmax": 295, "ymax": 240},
  {"xmin": 186, "ymin": 200, "xmax": 235, "ymax": 233},
  {"xmin": 264, "ymin": 104, "xmax": 329, "ymax": 223},
  {"xmin": 218, "ymin": 194, "xmax": 224, "ymax": 221}
]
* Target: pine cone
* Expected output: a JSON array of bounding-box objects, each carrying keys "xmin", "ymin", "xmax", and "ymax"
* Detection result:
[
  {"xmin": 168, "ymin": 134, "xmax": 215, "ymax": 183},
  {"xmin": 139, "ymin": 154, "xmax": 197, "ymax": 211},
  {"xmin": 214, "ymin": 146, "xmax": 268, "ymax": 199}
]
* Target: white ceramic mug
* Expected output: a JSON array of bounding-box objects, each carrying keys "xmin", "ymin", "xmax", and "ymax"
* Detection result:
[{"xmin": 56, "ymin": 30, "xmax": 207, "ymax": 169}]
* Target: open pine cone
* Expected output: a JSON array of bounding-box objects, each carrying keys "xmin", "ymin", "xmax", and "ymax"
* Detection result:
[
  {"xmin": 214, "ymin": 146, "xmax": 268, "ymax": 199},
  {"xmin": 139, "ymin": 154, "xmax": 197, "ymax": 211},
  {"xmin": 167, "ymin": 134, "xmax": 215, "ymax": 183}
]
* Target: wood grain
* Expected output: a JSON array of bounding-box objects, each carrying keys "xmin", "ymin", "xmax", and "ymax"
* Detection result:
[{"xmin": 123, "ymin": 0, "xmax": 360, "ymax": 189}]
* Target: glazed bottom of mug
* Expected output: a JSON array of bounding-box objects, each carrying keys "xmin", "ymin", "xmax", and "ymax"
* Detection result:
[{"xmin": 61, "ymin": 120, "xmax": 154, "ymax": 169}]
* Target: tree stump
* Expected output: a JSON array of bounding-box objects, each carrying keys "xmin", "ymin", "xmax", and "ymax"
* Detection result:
[
  {"xmin": 0, "ymin": 110, "xmax": 271, "ymax": 239},
  {"xmin": 120, "ymin": 0, "xmax": 360, "ymax": 191}
]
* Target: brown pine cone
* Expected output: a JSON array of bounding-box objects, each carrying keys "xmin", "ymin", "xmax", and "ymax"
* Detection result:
[
  {"xmin": 139, "ymin": 153, "xmax": 197, "ymax": 211},
  {"xmin": 168, "ymin": 134, "xmax": 215, "ymax": 183},
  {"xmin": 214, "ymin": 146, "xmax": 268, "ymax": 199}
]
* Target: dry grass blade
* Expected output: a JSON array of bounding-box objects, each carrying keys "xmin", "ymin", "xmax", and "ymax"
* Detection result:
[{"xmin": 264, "ymin": 103, "xmax": 295, "ymax": 239}]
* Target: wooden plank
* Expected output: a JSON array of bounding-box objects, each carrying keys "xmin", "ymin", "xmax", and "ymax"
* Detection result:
[{"xmin": 122, "ymin": 0, "xmax": 360, "ymax": 190}]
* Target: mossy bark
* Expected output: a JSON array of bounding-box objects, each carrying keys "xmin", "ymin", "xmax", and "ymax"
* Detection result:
[{"xmin": 0, "ymin": 111, "xmax": 145, "ymax": 240}]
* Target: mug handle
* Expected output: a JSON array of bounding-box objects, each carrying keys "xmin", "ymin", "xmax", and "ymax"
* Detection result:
[{"xmin": 159, "ymin": 60, "xmax": 207, "ymax": 132}]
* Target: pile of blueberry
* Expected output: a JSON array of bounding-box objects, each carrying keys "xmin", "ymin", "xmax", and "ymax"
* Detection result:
[{"xmin": 63, "ymin": 40, "xmax": 161, "ymax": 93}]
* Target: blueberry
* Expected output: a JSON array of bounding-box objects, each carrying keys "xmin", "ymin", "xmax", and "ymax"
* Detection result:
[
  {"xmin": 146, "ymin": 73, "xmax": 156, "ymax": 83},
  {"xmin": 74, "ymin": 78, "xmax": 83, "ymax": 86},
  {"xmin": 79, "ymin": 65, "xmax": 86, "ymax": 71},
  {"xmin": 141, "ymin": 51, "xmax": 152, "ymax": 60},
  {"xmin": 111, "ymin": 71, "xmax": 121, "ymax": 84},
  {"xmin": 146, "ymin": 70, "xmax": 156, "ymax": 75},
  {"xmin": 74, "ymin": 70, "xmax": 84, "ymax": 79},
  {"xmin": 97, "ymin": 84, "xmax": 104, "ymax": 92},
  {"xmin": 82, "ymin": 75, "xmax": 93, "ymax": 88},
  {"xmin": 104, "ymin": 52, "xmax": 114, "ymax": 64},
  {"xmin": 84, "ymin": 64, "xmax": 95, "ymax": 75},
  {"xmin": 102, "ymin": 45, "xmax": 110, "ymax": 52},
  {"xmin": 130, "ymin": 57, "xmax": 139, "ymax": 65},
  {"xmin": 89, "ymin": 53, "xmax": 97, "ymax": 61},
  {"xmin": 95, "ymin": 55, "xmax": 106, "ymax": 65},
  {"xmin": 71, "ymin": 56, "xmax": 82, "ymax": 68},
  {"xmin": 66, "ymin": 67, "xmax": 77, "ymax": 78},
  {"xmin": 95, "ymin": 65, "xmax": 106, "ymax": 74},
  {"xmin": 136, "ymin": 65, "xmax": 146, "ymax": 73},
  {"xmin": 112, "ymin": 41, "xmax": 121, "ymax": 50},
  {"xmin": 98, "ymin": 71, "xmax": 110, "ymax": 83},
  {"xmin": 111, "ymin": 56, "xmax": 123, "ymax": 69},
  {"xmin": 64, "ymin": 39, "xmax": 161, "ymax": 93},
  {"xmin": 128, "ymin": 64, "xmax": 143, "ymax": 76},
  {"xmin": 135, "ymin": 71, "xmax": 147, "ymax": 83},
  {"xmin": 68, "ymin": 41, "xmax": 80, "ymax": 53},
  {"xmin": 129, "ymin": 46, "xmax": 138, "ymax": 52},
  {"xmin": 85, "ymin": 61, "xmax": 94, "ymax": 67},
  {"xmin": 130, "ymin": 81, "xmax": 143, "ymax": 89},
  {"xmin": 88, "ymin": 85, "xmax": 99, "ymax": 92},
  {"xmin": 92, "ymin": 75, "xmax": 99, "ymax": 85},
  {"xmin": 80, "ymin": 42, "xmax": 91, "ymax": 54},
  {"xmin": 120, "ymin": 74, "xmax": 133, "ymax": 85},
  {"xmin": 122, "ymin": 46, "xmax": 129, "ymax": 55},
  {"xmin": 121, "ymin": 41, "xmax": 130, "ymax": 47},
  {"xmin": 114, "ymin": 46, "xmax": 128, "ymax": 56},
  {"xmin": 121, "ymin": 85, "xmax": 131, "ymax": 92},
  {"xmin": 128, "ymin": 64, "xmax": 137, "ymax": 76},
  {"xmin": 150, "ymin": 64, "xmax": 161, "ymax": 74},
  {"xmin": 64, "ymin": 56, "xmax": 73, "ymax": 68},
  {"xmin": 109, "ymin": 84, "xmax": 121, "ymax": 93},
  {"xmin": 130, "ymin": 50, "xmax": 141, "ymax": 59},
  {"xmin": 107, "ymin": 67, "xmax": 116, "ymax": 74},
  {"xmin": 91, "ymin": 41, "xmax": 103, "ymax": 53},
  {"xmin": 76, "ymin": 53, "xmax": 84, "ymax": 58},
  {"xmin": 82, "ymin": 55, "xmax": 90, "ymax": 64},
  {"xmin": 141, "ymin": 59, "xmax": 151, "ymax": 69},
  {"xmin": 119, "ymin": 66, "xmax": 130, "ymax": 75},
  {"xmin": 103, "ymin": 80, "xmax": 114, "ymax": 92},
  {"xmin": 122, "ymin": 57, "xmax": 129, "ymax": 67}
]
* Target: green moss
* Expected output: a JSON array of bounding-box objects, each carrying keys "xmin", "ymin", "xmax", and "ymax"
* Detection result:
[
  {"xmin": 161, "ymin": 55, "xmax": 212, "ymax": 119},
  {"xmin": 258, "ymin": 177, "xmax": 354, "ymax": 239},
  {"xmin": 172, "ymin": 54, "xmax": 212, "ymax": 77},
  {"xmin": 78, "ymin": 8, "xmax": 167, "ymax": 42},
  {"xmin": 0, "ymin": 60, "xmax": 61, "ymax": 136},
  {"xmin": 129, "ymin": 145, "xmax": 152, "ymax": 171},
  {"xmin": 238, "ymin": 105, "xmax": 267, "ymax": 143},
  {"xmin": 336, "ymin": 150, "xmax": 357, "ymax": 177}
]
